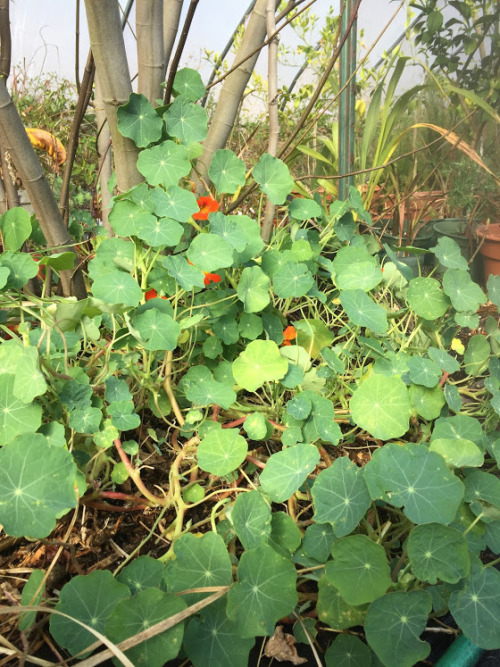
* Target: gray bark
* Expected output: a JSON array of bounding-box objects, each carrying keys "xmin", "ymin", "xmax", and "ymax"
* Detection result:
[
  {"xmin": 0, "ymin": 79, "xmax": 86, "ymax": 298},
  {"xmin": 137, "ymin": 0, "xmax": 165, "ymax": 105},
  {"xmin": 194, "ymin": 0, "xmax": 272, "ymax": 190},
  {"xmin": 95, "ymin": 75, "xmax": 113, "ymax": 234},
  {"xmin": 261, "ymin": 0, "xmax": 279, "ymax": 243},
  {"xmin": 163, "ymin": 0, "xmax": 184, "ymax": 80},
  {"xmin": 84, "ymin": 0, "xmax": 142, "ymax": 195}
]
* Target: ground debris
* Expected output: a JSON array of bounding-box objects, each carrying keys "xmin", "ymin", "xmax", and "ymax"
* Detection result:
[{"xmin": 264, "ymin": 625, "xmax": 308, "ymax": 665}]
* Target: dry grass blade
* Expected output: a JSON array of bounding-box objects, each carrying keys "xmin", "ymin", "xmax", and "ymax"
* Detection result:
[
  {"xmin": 0, "ymin": 606, "xmax": 134, "ymax": 667},
  {"xmin": 413, "ymin": 122, "xmax": 500, "ymax": 186},
  {"xmin": 77, "ymin": 586, "xmax": 230, "ymax": 667}
]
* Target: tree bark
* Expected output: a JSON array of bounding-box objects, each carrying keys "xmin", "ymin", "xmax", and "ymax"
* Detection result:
[
  {"xmin": 95, "ymin": 75, "xmax": 113, "ymax": 234},
  {"xmin": 163, "ymin": 0, "xmax": 184, "ymax": 79},
  {"xmin": 0, "ymin": 79, "xmax": 87, "ymax": 298},
  {"xmin": 261, "ymin": 0, "xmax": 279, "ymax": 243},
  {"xmin": 194, "ymin": 0, "xmax": 275, "ymax": 191},
  {"xmin": 84, "ymin": 0, "xmax": 142, "ymax": 195},
  {"xmin": 137, "ymin": 0, "xmax": 165, "ymax": 105}
]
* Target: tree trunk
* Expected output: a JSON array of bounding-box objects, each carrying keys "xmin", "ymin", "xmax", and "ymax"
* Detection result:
[
  {"xmin": 163, "ymin": 0, "xmax": 184, "ymax": 79},
  {"xmin": 95, "ymin": 75, "xmax": 113, "ymax": 234},
  {"xmin": 0, "ymin": 79, "xmax": 87, "ymax": 298},
  {"xmin": 194, "ymin": 0, "xmax": 273, "ymax": 190},
  {"xmin": 84, "ymin": 0, "xmax": 142, "ymax": 195},
  {"xmin": 137, "ymin": 0, "xmax": 165, "ymax": 105}
]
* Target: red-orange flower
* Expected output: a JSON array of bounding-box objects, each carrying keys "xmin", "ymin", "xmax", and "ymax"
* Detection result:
[
  {"xmin": 203, "ymin": 273, "xmax": 222, "ymax": 286},
  {"xmin": 193, "ymin": 196, "xmax": 219, "ymax": 220},
  {"xmin": 282, "ymin": 325, "xmax": 296, "ymax": 346},
  {"xmin": 145, "ymin": 288, "xmax": 167, "ymax": 301}
]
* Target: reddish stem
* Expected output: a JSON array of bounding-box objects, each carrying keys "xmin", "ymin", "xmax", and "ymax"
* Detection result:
[
  {"xmin": 222, "ymin": 416, "xmax": 247, "ymax": 429},
  {"xmin": 82, "ymin": 501, "xmax": 148, "ymax": 512},
  {"xmin": 245, "ymin": 454, "xmax": 266, "ymax": 469},
  {"xmin": 439, "ymin": 371, "xmax": 450, "ymax": 387},
  {"xmin": 269, "ymin": 419, "xmax": 286, "ymax": 431}
]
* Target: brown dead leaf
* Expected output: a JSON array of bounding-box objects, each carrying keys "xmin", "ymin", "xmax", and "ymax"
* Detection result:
[
  {"xmin": 264, "ymin": 625, "xmax": 307, "ymax": 665},
  {"xmin": 25, "ymin": 128, "xmax": 66, "ymax": 165}
]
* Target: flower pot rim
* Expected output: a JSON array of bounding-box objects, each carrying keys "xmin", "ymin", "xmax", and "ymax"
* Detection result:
[{"xmin": 475, "ymin": 222, "xmax": 500, "ymax": 241}]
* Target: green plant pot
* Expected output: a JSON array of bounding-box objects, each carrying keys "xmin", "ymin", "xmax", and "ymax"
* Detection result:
[
  {"xmin": 374, "ymin": 219, "xmax": 436, "ymax": 249},
  {"xmin": 433, "ymin": 218, "xmax": 481, "ymax": 281}
]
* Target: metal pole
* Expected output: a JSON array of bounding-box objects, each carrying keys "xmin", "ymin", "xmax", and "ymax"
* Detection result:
[{"xmin": 338, "ymin": 0, "xmax": 357, "ymax": 201}]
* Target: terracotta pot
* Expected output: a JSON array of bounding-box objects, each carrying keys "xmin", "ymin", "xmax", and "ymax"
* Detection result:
[{"xmin": 475, "ymin": 223, "xmax": 500, "ymax": 280}]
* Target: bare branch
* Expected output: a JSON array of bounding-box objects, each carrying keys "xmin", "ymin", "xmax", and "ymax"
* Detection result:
[{"xmin": 163, "ymin": 0, "xmax": 200, "ymax": 105}]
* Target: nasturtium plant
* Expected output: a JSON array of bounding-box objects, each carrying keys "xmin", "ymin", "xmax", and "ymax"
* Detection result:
[{"xmin": 2, "ymin": 71, "xmax": 500, "ymax": 665}]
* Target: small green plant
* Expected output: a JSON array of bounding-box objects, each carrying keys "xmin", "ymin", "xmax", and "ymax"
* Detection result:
[{"xmin": 1, "ymin": 68, "xmax": 500, "ymax": 666}]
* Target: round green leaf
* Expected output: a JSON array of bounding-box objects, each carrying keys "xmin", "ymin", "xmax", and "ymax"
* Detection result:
[
  {"xmin": 162, "ymin": 254, "xmax": 206, "ymax": 290},
  {"xmin": 288, "ymin": 197, "xmax": 322, "ymax": 220},
  {"xmin": 231, "ymin": 490, "xmax": 271, "ymax": 549},
  {"xmin": 150, "ymin": 185, "xmax": 199, "ymax": 222},
  {"xmin": 210, "ymin": 212, "xmax": 248, "ymax": 252},
  {"xmin": 464, "ymin": 334, "xmax": 490, "ymax": 375},
  {"xmin": 173, "ymin": 67, "xmax": 206, "ymax": 101},
  {"xmin": 0, "ymin": 207, "xmax": 31, "ymax": 252},
  {"xmin": 253, "ymin": 153, "xmax": 293, "ymax": 204},
  {"xmin": 226, "ymin": 544, "xmax": 297, "ymax": 637},
  {"xmin": 443, "ymin": 269, "xmax": 487, "ymax": 312},
  {"xmin": 260, "ymin": 443, "xmax": 320, "ymax": 502},
  {"xmin": 184, "ymin": 599, "xmax": 254, "ymax": 667},
  {"xmin": 432, "ymin": 415, "xmax": 484, "ymax": 444},
  {"xmin": 117, "ymin": 92, "xmax": 163, "ymax": 147},
  {"xmin": 92, "ymin": 270, "xmax": 143, "ymax": 307},
  {"xmin": 428, "ymin": 346, "xmax": 460, "ymax": 373},
  {"xmin": 133, "ymin": 309, "xmax": 180, "ymax": 351},
  {"xmin": 449, "ymin": 565, "xmax": 500, "ymax": 649},
  {"xmin": 187, "ymin": 233, "xmax": 233, "ymax": 271},
  {"xmin": 209, "ymin": 149, "xmax": 246, "ymax": 194},
  {"xmin": 350, "ymin": 374, "xmax": 411, "ymax": 440},
  {"xmin": 137, "ymin": 216, "xmax": 184, "ymax": 248},
  {"xmin": 69, "ymin": 406, "xmax": 103, "ymax": 433},
  {"xmin": 0, "ymin": 435, "xmax": 76, "ymax": 537},
  {"xmin": 429, "ymin": 438, "xmax": 484, "ymax": 468},
  {"xmin": 407, "ymin": 357, "xmax": 442, "ymax": 387},
  {"xmin": 295, "ymin": 318, "xmax": 333, "ymax": 358},
  {"xmin": 137, "ymin": 140, "xmax": 191, "ymax": 187},
  {"xmin": 117, "ymin": 555, "xmax": 164, "ymax": 594},
  {"xmin": 232, "ymin": 340, "xmax": 288, "ymax": 392},
  {"xmin": 50, "ymin": 571, "xmax": 130, "ymax": 657},
  {"xmin": 300, "ymin": 523, "xmax": 336, "ymax": 564},
  {"xmin": 106, "ymin": 589, "xmax": 186, "ymax": 667},
  {"xmin": 364, "ymin": 443, "xmax": 465, "ymax": 524},
  {"xmin": 325, "ymin": 535, "xmax": 392, "ymax": 605},
  {"xmin": 312, "ymin": 457, "xmax": 371, "ymax": 537},
  {"xmin": 237, "ymin": 266, "xmax": 270, "ymax": 312},
  {"xmin": 165, "ymin": 532, "xmax": 232, "ymax": 603},
  {"xmin": 0, "ymin": 375, "xmax": 42, "ymax": 445},
  {"xmin": 273, "ymin": 261, "xmax": 314, "ymax": 298},
  {"xmin": 107, "ymin": 401, "xmax": 140, "ymax": 431},
  {"xmin": 238, "ymin": 313, "xmax": 263, "ymax": 340},
  {"xmin": 408, "ymin": 523, "xmax": 470, "ymax": 584},
  {"xmin": 340, "ymin": 290, "xmax": 388, "ymax": 335},
  {"xmin": 407, "ymin": 277, "xmax": 450, "ymax": 320},
  {"xmin": 268, "ymin": 511, "xmax": 302, "ymax": 556},
  {"xmin": 244, "ymin": 412, "xmax": 268, "ymax": 440},
  {"xmin": 317, "ymin": 575, "xmax": 367, "ymax": 630},
  {"xmin": 0, "ymin": 251, "xmax": 38, "ymax": 289},
  {"xmin": 431, "ymin": 236, "xmax": 469, "ymax": 270},
  {"xmin": 333, "ymin": 246, "xmax": 383, "ymax": 292},
  {"xmin": 164, "ymin": 96, "xmax": 208, "ymax": 144},
  {"xmin": 409, "ymin": 384, "xmax": 446, "ymax": 420},
  {"xmin": 325, "ymin": 634, "xmax": 372, "ymax": 667},
  {"xmin": 365, "ymin": 591, "xmax": 432, "ymax": 667},
  {"xmin": 197, "ymin": 428, "xmax": 247, "ymax": 476},
  {"xmin": 184, "ymin": 365, "xmax": 236, "ymax": 409}
]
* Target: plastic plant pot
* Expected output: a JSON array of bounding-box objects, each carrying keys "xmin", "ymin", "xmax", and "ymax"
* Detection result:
[{"xmin": 475, "ymin": 222, "xmax": 500, "ymax": 281}]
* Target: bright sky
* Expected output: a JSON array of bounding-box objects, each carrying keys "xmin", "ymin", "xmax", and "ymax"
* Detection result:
[{"xmin": 9, "ymin": 0, "xmax": 418, "ymax": 90}]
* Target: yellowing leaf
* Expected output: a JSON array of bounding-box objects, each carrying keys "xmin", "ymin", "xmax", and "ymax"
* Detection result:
[
  {"xmin": 26, "ymin": 128, "xmax": 66, "ymax": 165},
  {"xmin": 451, "ymin": 338, "xmax": 465, "ymax": 355}
]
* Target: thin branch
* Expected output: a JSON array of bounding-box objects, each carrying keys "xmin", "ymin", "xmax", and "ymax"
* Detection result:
[
  {"xmin": 163, "ymin": 0, "xmax": 200, "ymax": 105},
  {"xmin": 206, "ymin": 0, "xmax": 318, "ymax": 92},
  {"xmin": 59, "ymin": 52, "xmax": 95, "ymax": 224},
  {"xmin": 75, "ymin": 0, "xmax": 81, "ymax": 92},
  {"xmin": 0, "ymin": 0, "xmax": 12, "ymax": 81},
  {"xmin": 201, "ymin": 0, "xmax": 257, "ymax": 108}
]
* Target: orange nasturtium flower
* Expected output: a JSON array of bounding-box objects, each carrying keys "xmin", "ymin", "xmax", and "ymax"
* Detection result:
[
  {"xmin": 282, "ymin": 325, "xmax": 297, "ymax": 346},
  {"xmin": 203, "ymin": 272, "xmax": 222, "ymax": 286},
  {"xmin": 193, "ymin": 196, "xmax": 219, "ymax": 220},
  {"xmin": 145, "ymin": 288, "xmax": 167, "ymax": 301}
]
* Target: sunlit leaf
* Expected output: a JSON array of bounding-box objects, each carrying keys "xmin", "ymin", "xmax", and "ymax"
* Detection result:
[
  {"xmin": 209, "ymin": 149, "xmax": 246, "ymax": 194},
  {"xmin": 260, "ymin": 444, "xmax": 319, "ymax": 502},
  {"xmin": 164, "ymin": 96, "xmax": 208, "ymax": 144},
  {"xmin": 408, "ymin": 523, "xmax": 470, "ymax": 584},
  {"xmin": 117, "ymin": 93, "xmax": 163, "ymax": 147},
  {"xmin": 350, "ymin": 374, "xmax": 411, "ymax": 440},
  {"xmin": 253, "ymin": 153, "xmax": 293, "ymax": 204}
]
